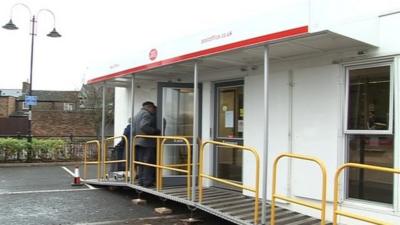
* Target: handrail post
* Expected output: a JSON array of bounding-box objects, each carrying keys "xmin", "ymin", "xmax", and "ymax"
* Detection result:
[
  {"xmin": 333, "ymin": 163, "xmax": 400, "ymax": 225},
  {"xmin": 198, "ymin": 140, "xmax": 260, "ymax": 224},
  {"xmin": 270, "ymin": 154, "xmax": 278, "ymax": 225},
  {"xmin": 83, "ymin": 143, "xmax": 88, "ymax": 180},
  {"xmin": 83, "ymin": 140, "xmax": 101, "ymax": 181},
  {"xmin": 271, "ymin": 153, "xmax": 327, "ymax": 225},
  {"xmin": 254, "ymin": 147, "xmax": 260, "ymax": 225},
  {"xmin": 159, "ymin": 138, "xmax": 164, "ymax": 190},
  {"xmin": 103, "ymin": 138, "xmax": 107, "ymax": 180},
  {"xmin": 333, "ymin": 165, "xmax": 341, "ymax": 225},
  {"xmin": 186, "ymin": 139, "xmax": 192, "ymax": 200},
  {"xmin": 96, "ymin": 141, "xmax": 100, "ymax": 180},
  {"xmin": 157, "ymin": 137, "xmax": 191, "ymax": 199},
  {"xmin": 132, "ymin": 135, "xmax": 192, "ymax": 199},
  {"xmin": 124, "ymin": 135, "xmax": 128, "ymax": 183},
  {"xmin": 156, "ymin": 137, "xmax": 160, "ymax": 191},
  {"xmin": 103, "ymin": 135, "xmax": 128, "ymax": 182},
  {"xmin": 131, "ymin": 139, "xmax": 136, "ymax": 185},
  {"xmin": 198, "ymin": 142, "xmax": 204, "ymax": 203}
]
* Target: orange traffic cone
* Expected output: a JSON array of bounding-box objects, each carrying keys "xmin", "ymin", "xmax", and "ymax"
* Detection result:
[{"xmin": 72, "ymin": 166, "xmax": 83, "ymax": 186}]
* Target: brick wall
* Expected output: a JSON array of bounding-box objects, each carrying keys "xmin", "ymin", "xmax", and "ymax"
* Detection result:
[
  {"xmin": 0, "ymin": 97, "xmax": 8, "ymax": 118},
  {"xmin": 32, "ymin": 111, "xmax": 96, "ymax": 137},
  {"xmin": 0, "ymin": 97, "xmax": 16, "ymax": 118},
  {"xmin": 8, "ymin": 97, "xmax": 15, "ymax": 115}
]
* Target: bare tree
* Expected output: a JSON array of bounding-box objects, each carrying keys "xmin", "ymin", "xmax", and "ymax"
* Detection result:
[{"xmin": 79, "ymin": 84, "xmax": 114, "ymax": 138}]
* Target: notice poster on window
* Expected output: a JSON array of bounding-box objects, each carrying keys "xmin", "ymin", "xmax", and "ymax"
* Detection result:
[
  {"xmin": 225, "ymin": 111, "xmax": 234, "ymax": 128},
  {"xmin": 238, "ymin": 120, "xmax": 243, "ymax": 132}
]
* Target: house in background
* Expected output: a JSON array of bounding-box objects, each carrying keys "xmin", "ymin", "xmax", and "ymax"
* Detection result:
[
  {"xmin": 0, "ymin": 82, "xmax": 109, "ymax": 140},
  {"xmin": 0, "ymin": 88, "xmax": 28, "ymax": 136},
  {"xmin": 15, "ymin": 90, "xmax": 97, "ymax": 138},
  {"xmin": 0, "ymin": 95, "xmax": 16, "ymax": 118},
  {"xmin": 0, "ymin": 88, "xmax": 22, "ymax": 118}
]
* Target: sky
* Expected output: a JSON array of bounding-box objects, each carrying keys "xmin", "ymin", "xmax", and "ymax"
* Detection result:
[
  {"xmin": 0, "ymin": 0, "xmax": 277, "ymax": 91},
  {"xmin": 1, "ymin": 0, "xmax": 399, "ymax": 91}
]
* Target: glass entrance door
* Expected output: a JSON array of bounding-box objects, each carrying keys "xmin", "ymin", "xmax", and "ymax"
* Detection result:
[
  {"xmin": 214, "ymin": 81, "xmax": 244, "ymax": 185},
  {"xmin": 162, "ymin": 87, "xmax": 193, "ymax": 137},
  {"xmin": 157, "ymin": 83, "xmax": 200, "ymax": 185}
]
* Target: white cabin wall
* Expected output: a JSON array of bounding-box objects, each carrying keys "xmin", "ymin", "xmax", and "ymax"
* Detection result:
[
  {"xmin": 242, "ymin": 63, "xmax": 338, "ymax": 201},
  {"xmin": 243, "ymin": 74, "xmax": 266, "ymax": 196},
  {"xmin": 377, "ymin": 12, "xmax": 400, "ymax": 55},
  {"xmin": 240, "ymin": 70, "xmax": 293, "ymax": 198},
  {"xmin": 201, "ymin": 81, "xmax": 214, "ymax": 187},
  {"xmin": 114, "ymin": 87, "xmax": 131, "ymax": 138},
  {"xmin": 114, "ymin": 80, "xmax": 158, "ymax": 138},
  {"xmin": 291, "ymin": 64, "xmax": 341, "ymax": 202},
  {"xmin": 266, "ymin": 71, "xmax": 291, "ymax": 199},
  {"xmin": 132, "ymin": 80, "xmax": 158, "ymax": 115},
  {"xmin": 239, "ymin": 58, "xmax": 342, "ymax": 220},
  {"xmin": 309, "ymin": 0, "xmax": 400, "ymax": 46}
]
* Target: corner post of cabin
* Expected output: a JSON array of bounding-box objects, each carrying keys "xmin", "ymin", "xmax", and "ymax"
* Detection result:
[
  {"xmin": 101, "ymin": 82, "xmax": 107, "ymax": 179},
  {"xmin": 261, "ymin": 45, "xmax": 270, "ymax": 224},
  {"xmin": 130, "ymin": 74, "xmax": 136, "ymax": 181},
  {"xmin": 191, "ymin": 61, "xmax": 199, "ymax": 201}
]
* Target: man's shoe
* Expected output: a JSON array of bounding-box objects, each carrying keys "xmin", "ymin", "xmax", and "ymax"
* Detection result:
[{"xmin": 143, "ymin": 183, "xmax": 155, "ymax": 188}]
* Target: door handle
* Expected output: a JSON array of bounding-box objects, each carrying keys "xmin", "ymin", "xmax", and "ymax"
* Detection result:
[{"xmin": 162, "ymin": 117, "xmax": 167, "ymax": 135}]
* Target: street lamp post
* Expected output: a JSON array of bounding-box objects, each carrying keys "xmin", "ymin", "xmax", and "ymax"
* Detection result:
[{"xmin": 2, "ymin": 3, "xmax": 61, "ymax": 161}]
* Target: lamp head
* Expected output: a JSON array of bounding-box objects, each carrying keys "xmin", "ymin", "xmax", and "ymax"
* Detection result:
[
  {"xmin": 2, "ymin": 19, "xmax": 18, "ymax": 30},
  {"xmin": 47, "ymin": 28, "xmax": 61, "ymax": 38}
]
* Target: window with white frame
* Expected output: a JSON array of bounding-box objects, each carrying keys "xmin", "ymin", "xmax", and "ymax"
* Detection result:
[
  {"xmin": 22, "ymin": 101, "xmax": 29, "ymax": 110},
  {"xmin": 64, "ymin": 103, "xmax": 74, "ymax": 111},
  {"xmin": 345, "ymin": 62, "xmax": 394, "ymax": 205}
]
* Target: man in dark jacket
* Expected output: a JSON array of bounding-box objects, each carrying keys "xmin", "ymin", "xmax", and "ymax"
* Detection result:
[{"xmin": 134, "ymin": 101, "xmax": 160, "ymax": 187}]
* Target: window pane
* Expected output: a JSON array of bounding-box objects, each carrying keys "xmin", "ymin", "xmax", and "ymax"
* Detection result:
[
  {"xmin": 217, "ymin": 86, "xmax": 243, "ymax": 138},
  {"xmin": 347, "ymin": 66, "xmax": 390, "ymax": 130},
  {"xmin": 347, "ymin": 135, "xmax": 394, "ymax": 204}
]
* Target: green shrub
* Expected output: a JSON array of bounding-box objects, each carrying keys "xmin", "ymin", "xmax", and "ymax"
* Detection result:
[
  {"xmin": 0, "ymin": 138, "xmax": 65, "ymax": 162},
  {"xmin": 31, "ymin": 139, "xmax": 65, "ymax": 160},
  {"xmin": 0, "ymin": 138, "xmax": 28, "ymax": 161}
]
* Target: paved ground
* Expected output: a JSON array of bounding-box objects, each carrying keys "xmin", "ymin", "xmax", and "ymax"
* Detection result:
[{"xmin": 0, "ymin": 164, "xmax": 233, "ymax": 225}]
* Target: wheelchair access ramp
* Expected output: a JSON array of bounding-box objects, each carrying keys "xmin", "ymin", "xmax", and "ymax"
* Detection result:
[
  {"xmin": 84, "ymin": 179, "xmax": 329, "ymax": 225},
  {"xmin": 83, "ymin": 137, "xmax": 332, "ymax": 225}
]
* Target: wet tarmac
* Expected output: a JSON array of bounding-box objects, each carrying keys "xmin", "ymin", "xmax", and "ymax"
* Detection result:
[{"xmin": 0, "ymin": 165, "xmax": 233, "ymax": 225}]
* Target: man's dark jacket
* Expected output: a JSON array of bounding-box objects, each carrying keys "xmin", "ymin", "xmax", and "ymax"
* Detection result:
[{"xmin": 133, "ymin": 107, "xmax": 159, "ymax": 147}]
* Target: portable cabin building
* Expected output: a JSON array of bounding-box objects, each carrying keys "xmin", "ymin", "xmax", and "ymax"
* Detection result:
[{"xmin": 87, "ymin": 1, "xmax": 400, "ymax": 224}]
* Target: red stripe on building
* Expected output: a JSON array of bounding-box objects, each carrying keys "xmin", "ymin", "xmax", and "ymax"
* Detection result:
[{"xmin": 88, "ymin": 26, "xmax": 308, "ymax": 84}]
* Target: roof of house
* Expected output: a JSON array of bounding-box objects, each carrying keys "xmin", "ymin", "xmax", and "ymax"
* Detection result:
[
  {"xmin": 17, "ymin": 90, "xmax": 80, "ymax": 102},
  {"xmin": 9, "ymin": 111, "xmax": 28, "ymax": 117},
  {"xmin": 0, "ymin": 89, "xmax": 22, "ymax": 97}
]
